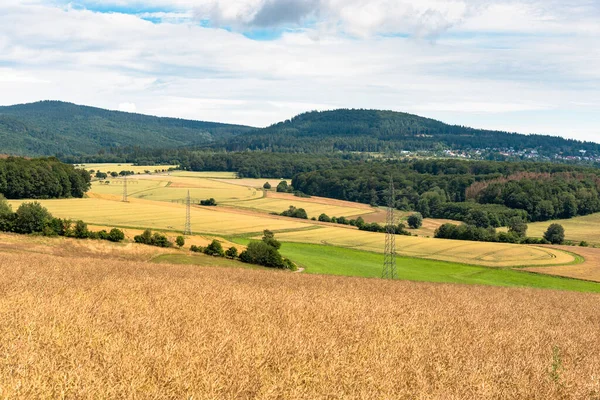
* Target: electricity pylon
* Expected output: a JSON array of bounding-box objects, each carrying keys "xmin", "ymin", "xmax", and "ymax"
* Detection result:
[
  {"xmin": 382, "ymin": 176, "xmax": 397, "ymax": 280},
  {"xmin": 184, "ymin": 190, "xmax": 192, "ymax": 235},
  {"xmin": 122, "ymin": 175, "xmax": 128, "ymax": 202}
]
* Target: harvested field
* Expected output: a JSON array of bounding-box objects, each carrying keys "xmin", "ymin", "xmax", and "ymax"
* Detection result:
[
  {"xmin": 7, "ymin": 198, "xmax": 308, "ymax": 235},
  {"xmin": 90, "ymin": 176, "xmax": 262, "ymax": 203},
  {"xmin": 525, "ymin": 245, "xmax": 600, "ymax": 282},
  {"xmin": 273, "ymin": 226, "xmax": 577, "ymax": 267},
  {"xmin": 78, "ymin": 163, "xmax": 177, "ymax": 174},
  {"xmin": 0, "ymin": 252, "xmax": 598, "ymax": 398},
  {"xmin": 213, "ymin": 178, "xmax": 291, "ymax": 188},
  {"xmin": 362, "ymin": 208, "xmax": 460, "ymax": 237},
  {"xmin": 169, "ymin": 171, "xmax": 238, "ymax": 179},
  {"xmin": 228, "ymin": 192, "xmax": 376, "ymax": 218},
  {"xmin": 527, "ymin": 213, "xmax": 600, "ymax": 245}
]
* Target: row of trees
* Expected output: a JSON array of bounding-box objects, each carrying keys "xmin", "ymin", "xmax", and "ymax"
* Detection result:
[
  {"xmin": 0, "ymin": 157, "xmax": 91, "ymax": 199},
  {"xmin": 189, "ymin": 231, "xmax": 296, "ymax": 270},
  {"xmin": 0, "ymin": 196, "xmax": 124, "ymax": 241},
  {"xmin": 434, "ymin": 219, "xmax": 566, "ymax": 245}
]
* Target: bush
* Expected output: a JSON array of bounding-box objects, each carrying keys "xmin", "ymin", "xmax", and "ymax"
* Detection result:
[
  {"xmin": 108, "ymin": 228, "xmax": 125, "ymax": 242},
  {"xmin": 263, "ymin": 182, "xmax": 272, "ymax": 190},
  {"xmin": 407, "ymin": 213, "xmax": 423, "ymax": 229},
  {"xmin": 276, "ymin": 181, "xmax": 290, "ymax": 193},
  {"xmin": 318, "ymin": 213, "xmax": 331, "ymax": 222},
  {"xmin": 176, "ymin": 235, "xmax": 185, "ymax": 248},
  {"xmin": 508, "ymin": 217, "xmax": 528, "ymax": 237},
  {"xmin": 280, "ymin": 206, "xmax": 308, "ymax": 219},
  {"xmin": 204, "ymin": 240, "xmax": 224, "ymax": 256},
  {"xmin": 580, "ymin": 241, "xmax": 589, "ymax": 247},
  {"xmin": 134, "ymin": 229, "xmax": 172, "ymax": 247},
  {"xmin": 151, "ymin": 232, "xmax": 172, "ymax": 248},
  {"xmin": 73, "ymin": 220, "xmax": 89, "ymax": 239},
  {"xmin": 13, "ymin": 202, "xmax": 53, "ymax": 234},
  {"xmin": 239, "ymin": 241, "xmax": 284, "ymax": 268},
  {"xmin": 190, "ymin": 245, "xmax": 204, "ymax": 253},
  {"xmin": 225, "ymin": 246, "xmax": 238, "ymax": 259},
  {"xmin": 200, "ymin": 198, "xmax": 217, "ymax": 206},
  {"xmin": 544, "ymin": 224, "xmax": 565, "ymax": 245},
  {"xmin": 262, "ymin": 229, "xmax": 281, "ymax": 250}
]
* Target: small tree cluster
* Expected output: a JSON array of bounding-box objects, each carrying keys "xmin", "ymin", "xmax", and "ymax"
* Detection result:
[
  {"xmin": 280, "ymin": 206, "xmax": 308, "ymax": 219},
  {"xmin": 134, "ymin": 229, "xmax": 172, "ymax": 247},
  {"xmin": 190, "ymin": 240, "xmax": 237, "ymax": 259},
  {"xmin": 0, "ymin": 197, "xmax": 125, "ymax": 242},
  {"xmin": 407, "ymin": 213, "xmax": 423, "ymax": 229},
  {"xmin": 200, "ymin": 198, "xmax": 217, "ymax": 206},
  {"xmin": 239, "ymin": 230, "xmax": 296, "ymax": 270},
  {"xmin": 276, "ymin": 180, "xmax": 293, "ymax": 193},
  {"xmin": 434, "ymin": 221, "xmax": 564, "ymax": 245}
]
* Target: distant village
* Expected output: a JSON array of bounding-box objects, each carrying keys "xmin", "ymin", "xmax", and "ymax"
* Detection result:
[{"xmin": 439, "ymin": 148, "xmax": 600, "ymax": 163}]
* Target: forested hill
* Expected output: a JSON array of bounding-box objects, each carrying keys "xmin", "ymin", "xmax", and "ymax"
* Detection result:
[
  {"xmin": 2, "ymin": 102, "xmax": 599, "ymax": 159},
  {"xmin": 224, "ymin": 109, "xmax": 600, "ymax": 156},
  {"xmin": 0, "ymin": 101, "xmax": 255, "ymax": 157}
]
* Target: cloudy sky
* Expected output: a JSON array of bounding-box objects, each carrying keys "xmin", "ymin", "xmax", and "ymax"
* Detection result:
[{"xmin": 1, "ymin": 0, "xmax": 599, "ymax": 140}]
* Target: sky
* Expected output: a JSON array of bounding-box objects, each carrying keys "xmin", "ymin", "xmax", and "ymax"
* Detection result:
[{"xmin": 0, "ymin": 0, "xmax": 599, "ymax": 140}]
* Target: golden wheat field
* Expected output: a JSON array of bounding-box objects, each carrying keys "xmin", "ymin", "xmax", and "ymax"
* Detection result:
[
  {"xmin": 227, "ymin": 196, "xmax": 374, "ymax": 218},
  {"xmin": 90, "ymin": 176, "xmax": 262, "ymax": 203},
  {"xmin": 78, "ymin": 163, "xmax": 177, "ymax": 174},
  {"xmin": 7, "ymin": 198, "xmax": 309, "ymax": 235},
  {"xmin": 272, "ymin": 226, "xmax": 576, "ymax": 267},
  {"xmin": 0, "ymin": 251, "xmax": 599, "ymax": 399}
]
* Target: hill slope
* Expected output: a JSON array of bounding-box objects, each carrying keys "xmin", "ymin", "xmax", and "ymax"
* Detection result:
[
  {"xmin": 2, "ymin": 103, "xmax": 599, "ymax": 158},
  {"xmin": 225, "ymin": 109, "xmax": 600, "ymax": 156},
  {"xmin": 0, "ymin": 101, "xmax": 255, "ymax": 156}
]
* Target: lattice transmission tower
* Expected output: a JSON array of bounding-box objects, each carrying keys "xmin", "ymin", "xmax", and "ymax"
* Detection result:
[
  {"xmin": 382, "ymin": 176, "xmax": 397, "ymax": 280},
  {"xmin": 184, "ymin": 190, "xmax": 192, "ymax": 235},
  {"xmin": 122, "ymin": 175, "xmax": 128, "ymax": 202}
]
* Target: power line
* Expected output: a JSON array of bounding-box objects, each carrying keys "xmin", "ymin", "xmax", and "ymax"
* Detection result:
[
  {"xmin": 382, "ymin": 176, "xmax": 397, "ymax": 280},
  {"xmin": 122, "ymin": 175, "xmax": 128, "ymax": 202}
]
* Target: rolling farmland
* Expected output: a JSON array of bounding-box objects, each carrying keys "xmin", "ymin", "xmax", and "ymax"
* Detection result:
[
  {"xmin": 271, "ymin": 226, "xmax": 576, "ymax": 267},
  {"xmin": 526, "ymin": 213, "xmax": 600, "ymax": 245},
  {"xmin": 78, "ymin": 163, "xmax": 177, "ymax": 174},
  {"xmin": 0, "ymin": 251, "xmax": 599, "ymax": 398},
  {"xmin": 7, "ymin": 198, "xmax": 309, "ymax": 235},
  {"xmin": 90, "ymin": 176, "xmax": 263, "ymax": 203}
]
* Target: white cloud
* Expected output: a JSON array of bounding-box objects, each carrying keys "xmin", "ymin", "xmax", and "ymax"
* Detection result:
[
  {"xmin": 0, "ymin": 1, "xmax": 598, "ymax": 140},
  {"xmin": 118, "ymin": 102, "xmax": 137, "ymax": 113}
]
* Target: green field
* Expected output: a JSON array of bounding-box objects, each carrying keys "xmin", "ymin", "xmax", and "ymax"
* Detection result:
[{"xmin": 277, "ymin": 243, "xmax": 600, "ymax": 293}]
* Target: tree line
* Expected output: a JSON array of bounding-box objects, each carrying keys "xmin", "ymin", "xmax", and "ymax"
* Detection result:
[{"xmin": 0, "ymin": 157, "xmax": 91, "ymax": 199}]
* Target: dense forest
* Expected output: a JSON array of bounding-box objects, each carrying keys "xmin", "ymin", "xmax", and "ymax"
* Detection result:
[
  {"xmin": 3, "ymin": 102, "xmax": 600, "ymax": 159},
  {"xmin": 0, "ymin": 157, "xmax": 91, "ymax": 199},
  {"xmin": 290, "ymin": 159, "xmax": 600, "ymax": 226},
  {"xmin": 0, "ymin": 101, "xmax": 254, "ymax": 157},
  {"xmin": 220, "ymin": 109, "xmax": 600, "ymax": 156}
]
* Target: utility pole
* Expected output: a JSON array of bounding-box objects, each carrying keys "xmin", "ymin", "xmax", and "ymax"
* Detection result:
[
  {"xmin": 184, "ymin": 190, "xmax": 192, "ymax": 235},
  {"xmin": 122, "ymin": 175, "xmax": 128, "ymax": 202},
  {"xmin": 382, "ymin": 176, "xmax": 397, "ymax": 280}
]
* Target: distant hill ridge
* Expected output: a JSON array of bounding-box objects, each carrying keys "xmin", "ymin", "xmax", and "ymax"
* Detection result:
[
  {"xmin": 0, "ymin": 101, "xmax": 254, "ymax": 157},
  {"xmin": 1, "ymin": 101, "xmax": 598, "ymax": 157}
]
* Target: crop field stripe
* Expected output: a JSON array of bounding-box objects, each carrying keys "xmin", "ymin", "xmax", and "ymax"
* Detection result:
[{"xmin": 278, "ymin": 242, "xmax": 600, "ymax": 293}]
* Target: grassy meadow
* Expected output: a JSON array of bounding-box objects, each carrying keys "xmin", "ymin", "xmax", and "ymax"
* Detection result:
[
  {"xmin": 277, "ymin": 242, "xmax": 600, "ymax": 292},
  {"xmin": 0, "ymin": 251, "xmax": 599, "ymax": 398}
]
